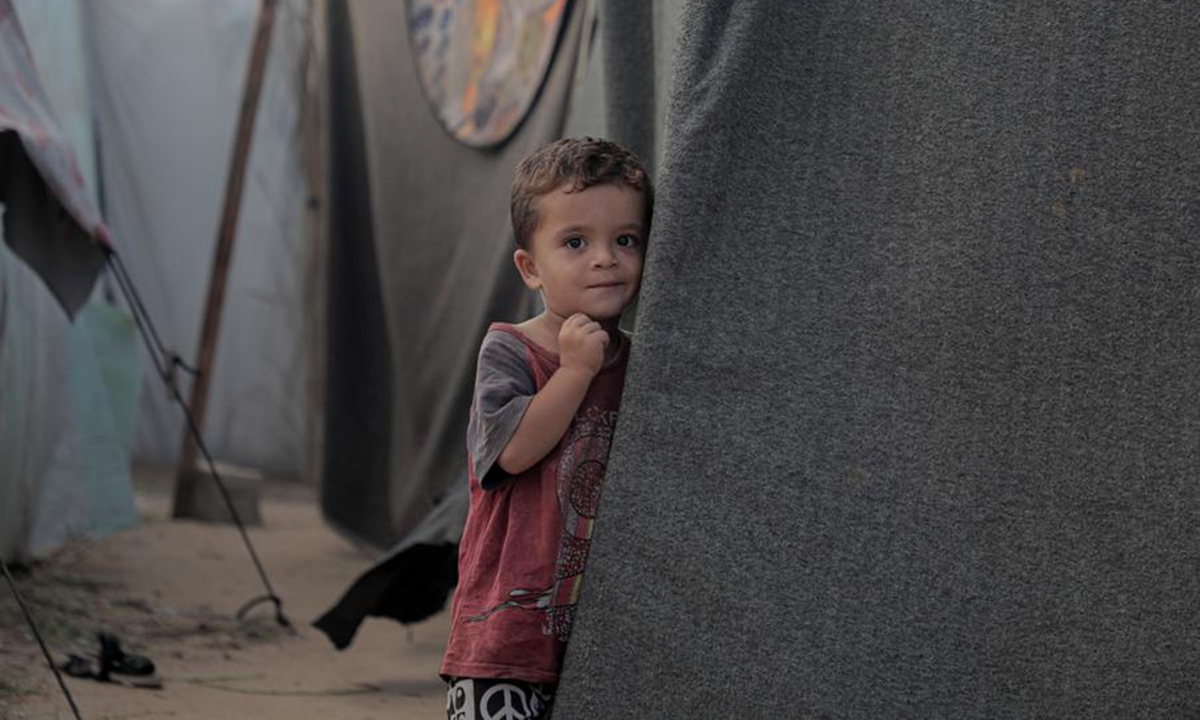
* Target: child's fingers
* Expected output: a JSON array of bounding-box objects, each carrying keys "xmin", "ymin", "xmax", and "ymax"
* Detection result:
[
  {"xmin": 566, "ymin": 312, "xmax": 594, "ymax": 327},
  {"xmin": 561, "ymin": 314, "xmax": 607, "ymax": 354},
  {"xmin": 583, "ymin": 326, "xmax": 607, "ymax": 351},
  {"xmin": 566, "ymin": 315, "xmax": 602, "ymax": 336}
]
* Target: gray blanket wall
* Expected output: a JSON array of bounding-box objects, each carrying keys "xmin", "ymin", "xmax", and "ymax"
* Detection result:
[{"xmin": 558, "ymin": 1, "xmax": 1200, "ymax": 717}]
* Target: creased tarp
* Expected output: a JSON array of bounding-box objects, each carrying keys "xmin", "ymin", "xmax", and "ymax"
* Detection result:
[
  {"xmin": 0, "ymin": 0, "xmax": 137, "ymax": 564},
  {"xmin": 314, "ymin": 0, "xmax": 585, "ymax": 645},
  {"xmin": 0, "ymin": 239, "xmax": 139, "ymax": 563},
  {"xmin": 10, "ymin": 0, "xmax": 98, "ymax": 204},
  {"xmin": 558, "ymin": 1, "xmax": 1200, "ymax": 717},
  {"xmin": 0, "ymin": 0, "xmax": 105, "ymax": 317},
  {"xmin": 84, "ymin": 0, "xmax": 316, "ymax": 475}
]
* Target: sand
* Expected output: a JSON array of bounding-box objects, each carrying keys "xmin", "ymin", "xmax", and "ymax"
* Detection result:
[{"xmin": 0, "ymin": 474, "xmax": 449, "ymax": 720}]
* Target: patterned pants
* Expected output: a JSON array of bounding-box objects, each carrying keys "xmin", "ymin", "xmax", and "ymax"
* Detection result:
[{"xmin": 446, "ymin": 677, "xmax": 556, "ymax": 720}]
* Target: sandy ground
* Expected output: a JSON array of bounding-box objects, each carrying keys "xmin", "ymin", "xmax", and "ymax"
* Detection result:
[{"xmin": 0, "ymin": 474, "xmax": 450, "ymax": 720}]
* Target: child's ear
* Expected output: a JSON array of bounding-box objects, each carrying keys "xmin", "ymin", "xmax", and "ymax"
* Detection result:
[{"xmin": 513, "ymin": 248, "xmax": 541, "ymax": 291}]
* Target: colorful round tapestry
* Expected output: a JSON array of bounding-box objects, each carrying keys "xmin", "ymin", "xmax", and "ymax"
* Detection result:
[{"xmin": 407, "ymin": 0, "xmax": 570, "ymax": 148}]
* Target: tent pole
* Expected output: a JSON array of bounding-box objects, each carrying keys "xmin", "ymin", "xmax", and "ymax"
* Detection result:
[{"xmin": 173, "ymin": 0, "xmax": 279, "ymax": 520}]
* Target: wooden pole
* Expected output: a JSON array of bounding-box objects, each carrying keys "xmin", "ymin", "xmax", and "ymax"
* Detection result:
[{"xmin": 173, "ymin": 0, "xmax": 279, "ymax": 519}]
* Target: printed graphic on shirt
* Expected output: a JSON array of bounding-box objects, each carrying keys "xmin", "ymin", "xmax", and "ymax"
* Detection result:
[
  {"xmin": 467, "ymin": 405, "xmax": 617, "ymax": 640},
  {"xmin": 545, "ymin": 406, "xmax": 616, "ymax": 639}
]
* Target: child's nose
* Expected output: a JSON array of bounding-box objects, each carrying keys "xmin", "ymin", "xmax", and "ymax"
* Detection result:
[{"xmin": 591, "ymin": 245, "xmax": 618, "ymax": 267}]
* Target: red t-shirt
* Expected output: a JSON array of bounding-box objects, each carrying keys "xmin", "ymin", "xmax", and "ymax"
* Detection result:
[{"xmin": 440, "ymin": 323, "xmax": 630, "ymax": 683}]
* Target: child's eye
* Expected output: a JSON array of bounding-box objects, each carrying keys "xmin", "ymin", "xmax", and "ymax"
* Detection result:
[
  {"xmin": 565, "ymin": 237, "xmax": 585, "ymax": 249},
  {"xmin": 616, "ymin": 234, "xmax": 640, "ymax": 248}
]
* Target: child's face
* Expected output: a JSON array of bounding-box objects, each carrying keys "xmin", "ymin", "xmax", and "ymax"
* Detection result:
[{"xmin": 514, "ymin": 183, "xmax": 646, "ymax": 322}]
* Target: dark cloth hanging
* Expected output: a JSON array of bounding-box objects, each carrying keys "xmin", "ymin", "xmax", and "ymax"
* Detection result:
[{"xmin": 314, "ymin": 481, "xmax": 466, "ymax": 647}]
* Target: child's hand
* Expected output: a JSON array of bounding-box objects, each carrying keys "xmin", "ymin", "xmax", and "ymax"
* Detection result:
[{"xmin": 558, "ymin": 313, "xmax": 608, "ymax": 376}]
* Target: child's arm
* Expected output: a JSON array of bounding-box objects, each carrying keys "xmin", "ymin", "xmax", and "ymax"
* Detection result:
[{"xmin": 497, "ymin": 313, "xmax": 608, "ymax": 474}]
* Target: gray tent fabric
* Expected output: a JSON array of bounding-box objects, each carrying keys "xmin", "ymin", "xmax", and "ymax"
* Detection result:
[
  {"xmin": 557, "ymin": 2, "xmax": 1200, "ymax": 718},
  {"xmin": 597, "ymin": 0, "xmax": 655, "ymax": 165},
  {"xmin": 589, "ymin": 0, "xmax": 687, "ymax": 172},
  {"xmin": 321, "ymin": 0, "xmax": 393, "ymax": 547},
  {"xmin": 321, "ymin": 0, "xmax": 584, "ymax": 549}
]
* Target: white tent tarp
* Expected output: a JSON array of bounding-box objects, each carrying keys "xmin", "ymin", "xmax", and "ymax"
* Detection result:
[
  {"xmin": 85, "ymin": 0, "xmax": 319, "ymax": 477},
  {"xmin": 1, "ymin": 0, "xmax": 137, "ymax": 561}
]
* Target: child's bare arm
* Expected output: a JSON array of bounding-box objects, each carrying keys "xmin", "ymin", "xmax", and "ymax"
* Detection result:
[{"xmin": 497, "ymin": 313, "xmax": 608, "ymax": 474}]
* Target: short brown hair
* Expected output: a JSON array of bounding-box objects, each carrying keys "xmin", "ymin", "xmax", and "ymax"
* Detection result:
[{"xmin": 510, "ymin": 137, "xmax": 653, "ymax": 249}]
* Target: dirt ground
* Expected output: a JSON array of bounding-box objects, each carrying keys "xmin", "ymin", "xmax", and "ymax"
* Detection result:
[{"xmin": 0, "ymin": 471, "xmax": 450, "ymax": 720}]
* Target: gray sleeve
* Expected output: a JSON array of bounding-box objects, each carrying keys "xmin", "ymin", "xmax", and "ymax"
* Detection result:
[{"xmin": 467, "ymin": 332, "xmax": 536, "ymax": 490}]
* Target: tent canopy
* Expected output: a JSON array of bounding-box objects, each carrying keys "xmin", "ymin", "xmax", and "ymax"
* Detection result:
[{"xmin": 0, "ymin": 0, "xmax": 106, "ymax": 316}]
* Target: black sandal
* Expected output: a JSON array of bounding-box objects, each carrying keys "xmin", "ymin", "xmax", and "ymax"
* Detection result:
[
  {"xmin": 97, "ymin": 632, "xmax": 162, "ymax": 689},
  {"xmin": 60, "ymin": 653, "xmax": 99, "ymax": 679},
  {"xmin": 60, "ymin": 632, "xmax": 162, "ymax": 689}
]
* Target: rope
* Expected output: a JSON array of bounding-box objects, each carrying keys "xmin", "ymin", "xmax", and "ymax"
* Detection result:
[
  {"xmin": 1, "ymin": 557, "xmax": 85, "ymax": 720},
  {"xmin": 104, "ymin": 249, "xmax": 291, "ymax": 629}
]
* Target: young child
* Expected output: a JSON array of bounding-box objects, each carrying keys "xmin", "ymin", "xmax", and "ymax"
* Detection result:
[{"xmin": 441, "ymin": 137, "xmax": 653, "ymax": 719}]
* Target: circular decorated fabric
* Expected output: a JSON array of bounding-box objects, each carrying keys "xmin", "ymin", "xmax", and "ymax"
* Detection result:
[{"xmin": 407, "ymin": 0, "xmax": 571, "ymax": 148}]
